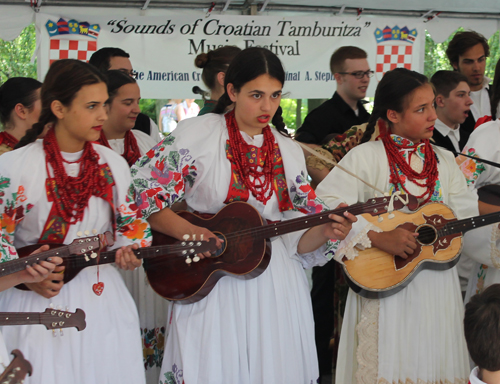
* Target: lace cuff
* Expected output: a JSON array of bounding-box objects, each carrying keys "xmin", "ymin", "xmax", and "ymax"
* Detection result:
[
  {"xmin": 334, "ymin": 223, "xmax": 382, "ymax": 264},
  {"xmin": 299, "ymin": 239, "xmax": 340, "ymax": 269}
]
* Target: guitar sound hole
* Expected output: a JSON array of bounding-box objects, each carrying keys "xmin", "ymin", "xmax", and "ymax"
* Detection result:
[
  {"xmin": 416, "ymin": 224, "xmax": 437, "ymax": 245},
  {"xmin": 210, "ymin": 234, "xmax": 227, "ymax": 258}
]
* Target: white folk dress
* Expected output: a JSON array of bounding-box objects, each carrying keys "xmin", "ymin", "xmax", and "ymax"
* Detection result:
[
  {"xmin": 457, "ymin": 120, "xmax": 500, "ymax": 303},
  {"xmin": 104, "ymin": 129, "xmax": 170, "ymax": 384},
  {"xmin": 0, "ymin": 141, "xmax": 152, "ymax": 384},
  {"xmin": 315, "ymin": 137, "xmax": 476, "ymax": 384},
  {"xmin": 131, "ymin": 113, "xmax": 339, "ymax": 384}
]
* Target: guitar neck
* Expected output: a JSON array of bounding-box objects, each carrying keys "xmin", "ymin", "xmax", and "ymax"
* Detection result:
[
  {"xmin": 0, "ymin": 312, "xmax": 41, "ymax": 326},
  {"xmin": 0, "ymin": 247, "xmax": 73, "ymax": 279},
  {"xmin": 255, "ymin": 199, "xmax": 387, "ymax": 240},
  {"xmin": 98, "ymin": 243, "xmax": 189, "ymax": 263},
  {"xmin": 439, "ymin": 211, "xmax": 500, "ymax": 237}
]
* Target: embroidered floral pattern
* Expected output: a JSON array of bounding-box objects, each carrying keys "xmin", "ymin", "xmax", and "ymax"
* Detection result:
[
  {"xmin": 160, "ymin": 364, "xmax": 184, "ymax": 384},
  {"xmin": 456, "ymin": 147, "xmax": 486, "ymax": 187},
  {"xmin": 142, "ymin": 326, "xmax": 165, "ymax": 369}
]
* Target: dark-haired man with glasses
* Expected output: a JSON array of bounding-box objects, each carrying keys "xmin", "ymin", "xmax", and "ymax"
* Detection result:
[
  {"xmin": 295, "ymin": 46, "xmax": 371, "ymax": 384},
  {"xmin": 295, "ymin": 46, "xmax": 371, "ymax": 145}
]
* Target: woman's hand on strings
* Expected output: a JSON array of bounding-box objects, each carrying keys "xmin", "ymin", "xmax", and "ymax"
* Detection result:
[
  {"xmin": 181, "ymin": 225, "xmax": 224, "ymax": 259},
  {"xmin": 369, "ymin": 228, "xmax": 418, "ymax": 259},
  {"xmin": 115, "ymin": 244, "xmax": 142, "ymax": 271},
  {"xmin": 23, "ymin": 245, "xmax": 65, "ymax": 298}
]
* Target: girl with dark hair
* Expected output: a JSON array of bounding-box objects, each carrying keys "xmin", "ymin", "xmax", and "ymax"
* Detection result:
[
  {"xmin": 96, "ymin": 69, "xmax": 165, "ymax": 383},
  {"xmin": 194, "ymin": 45, "xmax": 241, "ymax": 115},
  {"xmin": 316, "ymin": 68, "xmax": 477, "ymax": 383},
  {"xmin": 0, "ymin": 59, "xmax": 150, "ymax": 384},
  {"xmin": 131, "ymin": 47, "xmax": 355, "ymax": 384},
  {"xmin": 0, "ymin": 77, "xmax": 42, "ymax": 154}
]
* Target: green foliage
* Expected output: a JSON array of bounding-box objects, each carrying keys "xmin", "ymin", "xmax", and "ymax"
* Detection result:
[
  {"xmin": 139, "ymin": 98, "xmax": 157, "ymax": 122},
  {"xmin": 280, "ymin": 98, "xmax": 308, "ymax": 132},
  {"xmin": 0, "ymin": 24, "xmax": 37, "ymax": 82}
]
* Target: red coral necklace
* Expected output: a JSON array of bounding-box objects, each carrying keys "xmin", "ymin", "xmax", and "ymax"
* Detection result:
[
  {"xmin": 97, "ymin": 130, "xmax": 141, "ymax": 166},
  {"xmin": 43, "ymin": 128, "xmax": 101, "ymax": 224},
  {"xmin": 225, "ymin": 110, "xmax": 275, "ymax": 204}
]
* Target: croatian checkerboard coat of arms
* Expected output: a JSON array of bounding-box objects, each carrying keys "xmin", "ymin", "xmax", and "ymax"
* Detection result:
[
  {"xmin": 374, "ymin": 26, "xmax": 418, "ymax": 81},
  {"xmin": 45, "ymin": 18, "xmax": 100, "ymax": 65}
]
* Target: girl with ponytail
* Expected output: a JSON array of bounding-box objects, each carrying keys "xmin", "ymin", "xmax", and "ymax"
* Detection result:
[
  {"xmin": 0, "ymin": 59, "xmax": 150, "ymax": 384},
  {"xmin": 0, "ymin": 77, "xmax": 41, "ymax": 154},
  {"xmin": 131, "ymin": 47, "xmax": 356, "ymax": 384},
  {"xmin": 316, "ymin": 68, "xmax": 478, "ymax": 384}
]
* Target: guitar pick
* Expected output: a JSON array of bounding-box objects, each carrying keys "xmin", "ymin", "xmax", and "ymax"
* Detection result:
[{"xmin": 92, "ymin": 282, "xmax": 104, "ymax": 296}]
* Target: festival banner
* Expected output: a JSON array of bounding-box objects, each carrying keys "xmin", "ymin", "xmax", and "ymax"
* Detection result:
[{"xmin": 35, "ymin": 13, "xmax": 425, "ymax": 99}]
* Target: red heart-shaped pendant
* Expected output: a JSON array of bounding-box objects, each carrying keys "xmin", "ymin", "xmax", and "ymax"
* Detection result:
[{"xmin": 92, "ymin": 282, "xmax": 105, "ymax": 296}]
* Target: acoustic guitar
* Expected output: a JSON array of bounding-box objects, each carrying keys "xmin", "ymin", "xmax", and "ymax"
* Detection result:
[
  {"xmin": 343, "ymin": 201, "xmax": 500, "ymax": 299},
  {"xmin": 143, "ymin": 197, "xmax": 412, "ymax": 304},
  {"xmin": 0, "ymin": 350, "xmax": 32, "ymax": 384}
]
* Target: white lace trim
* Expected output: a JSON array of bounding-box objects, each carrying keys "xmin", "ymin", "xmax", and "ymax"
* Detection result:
[
  {"xmin": 356, "ymin": 297, "xmax": 380, "ymax": 384},
  {"xmin": 334, "ymin": 223, "xmax": 382, "ymax": 264},
  {"xmin": 490, "ymin": 224, "xmax": 500, "ymax": 269}
]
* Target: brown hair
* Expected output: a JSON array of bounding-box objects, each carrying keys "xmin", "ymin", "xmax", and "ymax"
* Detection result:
[
  {"xmin": 0, "ymin": 77, "xmax": 42, "ymax": 127},
  {"xmin": 194, "ymin": 46, "xmax": 242, "ymax": 92},
  {"xmin": 329, "ymin": 46, "xmax": 367, "ymax": 74},
  {"xmin": 431, "ymin": 70, "xmax": 468, "ymax": 98},
  {"xmin": 17, "ymin": 59, "xmax": 107, "ymax": 149},
  {"xmin": 465, "ymin": 284, "xmax": 500, "ymax": 371},
  {"xmin": 446, "ymin": 31, "xmax": 489, "ymax": 68}
]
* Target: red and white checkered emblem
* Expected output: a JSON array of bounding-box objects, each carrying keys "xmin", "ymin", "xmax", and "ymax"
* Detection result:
[
  {"xmin": 375, "ymin": 44, "xmax": 413, "ymax": 81},
  {"xmin": 49, "ymin": 39, "xmax": 97, "ymax": 65}
]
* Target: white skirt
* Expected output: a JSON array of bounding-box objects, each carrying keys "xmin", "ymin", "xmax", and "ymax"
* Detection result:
[
  {"xmin": 159, "ymin": 237, "xmax": 319, "ymax": 384},
  {"xmin": 0, "ymin": 264, "xmax": 145, "ymax": 384}
]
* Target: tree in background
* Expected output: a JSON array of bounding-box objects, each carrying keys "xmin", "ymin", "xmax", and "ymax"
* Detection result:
[{"xmin": 0, "ymin": 24, "xmax": 36, "ymax": 82}]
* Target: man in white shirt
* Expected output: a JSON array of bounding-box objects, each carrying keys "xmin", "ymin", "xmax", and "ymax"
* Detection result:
[
  {"xmin": 446, "ymin": 31, "xmax": 491, "ymax": 146},
  {"xmin": 430, "ymin": 70, "xmax": 473, "ymax": 153}
]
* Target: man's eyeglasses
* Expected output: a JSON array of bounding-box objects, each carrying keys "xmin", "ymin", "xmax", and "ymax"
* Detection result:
[
  {"xmin": 119, "ymin": 69, "xmax": 138, "ymax": 79},
  {"xmin": 337, "ymin": 70, "xmax": 375, "ymax": 79}
]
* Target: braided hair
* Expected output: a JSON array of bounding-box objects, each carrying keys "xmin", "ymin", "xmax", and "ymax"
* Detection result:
[
  {"xmin": 16, "ymin": 59, "xmax": 107, "ymax": 149},
  {"xmin": 213, "ymin": 47, "xmax": 289, "ymax": 137},
  {"xmin": 360, "ymin": 68, "xmax": 429, "ymax": 144}
]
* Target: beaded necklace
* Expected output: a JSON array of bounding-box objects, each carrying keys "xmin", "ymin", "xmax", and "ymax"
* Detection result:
[
  {"xmin": 97, "ymin": 130, "xmax": 141, "ymax": 166},
  {"xmin": 382, "ymin": 132, "xmax": 439, "ymax": 205},
  {"xmin": 0, "ymin": 131, "xmax": 19, "ymax": 150},
  {"xmin": 225, "ymin": 110, "xmax": 276, "ymax": 204},
  {"xmin": 43, "ymin": 128, "xmax": 101, "ymax": 224}
]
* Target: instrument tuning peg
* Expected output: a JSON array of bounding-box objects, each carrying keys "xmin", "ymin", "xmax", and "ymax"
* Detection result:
[
  {"xmin": 49, "ymin": 303, "xmax": 54, "ymax": 309},
  {"xmin": 92, "ymin": 229, "xmax": 98, "ymax": 235},
  {"xmin": 60, "ymin": 329, "xmax": 64, "ymax": 336},
  {"xmin": 84, "ymin": 230, "xmax": 90, "ymax": 236},
  {"xmin": 185, "ymin": 257, "xmax": 192, "ymax": 264},
  {"xmin": 200, "ymin": 234, "xmax": 204, "ymax": 241},
  {"xmin": 193, "ymin": 256, "xmax": 200, "ymax": 262},
  {"xmin": 388, "ymin": 213, "xmax": 395, "ymax": 219},
  {"xmin": 90, "ymin": 252, "xmax": 97, "ymax": 259},
  {"xmin": 183, "ymin": 234, "xmax": 190, "ymax": 241},
  {"xmin": 77, "ymin": 231, "xmax": 83, "ymax": 237},
  {"xmin": 193, "ymin": 234, "xmax": 196, "ymax": 241},
  {"xmin": 52, "ymin": 329, "xmax": 56, "ymax": 338},
  {"xmin": 84, "ymin": 255, "xmax": 90, "ymax": 262},
  {"xmin": 65, "ymin": 306, "xmax": 69, "ymax": 311},
  {"xmin": 378, "ymin": 216, "xmax": 383, "ymax": 223}
]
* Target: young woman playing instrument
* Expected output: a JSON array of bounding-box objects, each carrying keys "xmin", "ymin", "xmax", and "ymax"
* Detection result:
[
  {"xmin": 96, "ymin": 69, "xmax": 166, "ymax": 383},
  {"xmin": 316, "ymin": 68, "xmax": 478, "ymax": 383},
  {"xmin": 0, "ymin": 59, "xmax": 151, "ymax": 384},
  {"xmin": 131, "ymin": 47, "xmax": 356, "ymax": 384},
  {"xmin": 0, "ymin": 77, "xmax": 42, "ymax": 155}
]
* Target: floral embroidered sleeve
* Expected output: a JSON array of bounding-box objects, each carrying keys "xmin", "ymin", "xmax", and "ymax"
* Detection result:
[
  {"xmin": 0, "ymin": 176, "xmax": 32, "ymax": 262},
  {"xmin": 108, "ymin": 158, "xmax": 152, "ymax": 249},
  {"xmin": 456, "ymin": 147, "xmax": 486, "ymax": 188},
  {"xmin": 131, "ymin": 135, "xmax": 197, "ymax": 220},
  {"xmin": 287, "ymin": 171, "xmax": 340, "ymax": 267}
]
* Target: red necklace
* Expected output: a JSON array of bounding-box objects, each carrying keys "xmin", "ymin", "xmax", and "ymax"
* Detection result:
[
  {"xmin": 0, "ymin": 131, "xmax": 19, "ymax": 150},
  {"xmin": 225, "ymin": 110, "xmax": 276, "ymax": 204},
  {"xmin": 43, "ymin": 128, "xmax": 102, "ymax": 224},
  {"xmin": 383, "ymin": 133, "xmax": 439, "ymax": 205},
  {"xmin": 97, "ymin": 130, "xmax": 141, "ymax": 166}
]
